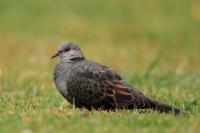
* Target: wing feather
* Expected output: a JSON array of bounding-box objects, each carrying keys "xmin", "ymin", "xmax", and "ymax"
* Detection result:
[{"xmin": 69, "ymin": 60, "xmax": 135, "ymax": 109}]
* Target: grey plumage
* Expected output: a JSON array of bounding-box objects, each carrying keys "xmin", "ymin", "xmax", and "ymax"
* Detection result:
[{"xmin": 52, "ymin": 41, "xmax": 182, "ymax": 114}]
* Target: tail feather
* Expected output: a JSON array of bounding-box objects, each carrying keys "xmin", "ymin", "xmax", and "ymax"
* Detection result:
[
  {"xmin": 148, "ymin": 98, "xmax": 182, "ymax": 114},
  {"xmin": 132, "ymin": 94, "xmax": 182, "ymax": 114}
]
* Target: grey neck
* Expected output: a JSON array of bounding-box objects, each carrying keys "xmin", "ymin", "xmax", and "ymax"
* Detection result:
[{"xmin": 63, "ymin": 50, "xmax": 85, "ymax": 62}]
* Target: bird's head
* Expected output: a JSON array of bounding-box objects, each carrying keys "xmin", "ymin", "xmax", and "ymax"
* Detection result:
[{"xmin": 52, "ymin": 42, "xmax": 84, "ymax": 61}]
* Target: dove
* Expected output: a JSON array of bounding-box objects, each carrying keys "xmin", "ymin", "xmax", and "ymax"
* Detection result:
[{"xmin": 52, "ymin": 42, "xmax": 182, "ymax": 114}]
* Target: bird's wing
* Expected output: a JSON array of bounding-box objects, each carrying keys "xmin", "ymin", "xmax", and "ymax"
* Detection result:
[{"xmin": 69, "ymin": 60, "xmax": 136, "ymax": 109}]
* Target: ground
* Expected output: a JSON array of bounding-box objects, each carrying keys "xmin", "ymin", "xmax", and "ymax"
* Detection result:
[{"xmin": 0, "ymin": 0, "xmax": 200, "ymax": 133}]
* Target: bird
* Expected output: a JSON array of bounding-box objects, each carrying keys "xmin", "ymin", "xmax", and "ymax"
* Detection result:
[{"xmin": 52, "ymin": 41, "xmax": 182, "ymax": 114}]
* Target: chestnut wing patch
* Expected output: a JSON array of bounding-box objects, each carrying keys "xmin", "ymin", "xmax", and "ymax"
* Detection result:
[{"xmin": 105, "ymin": 79, "xmax": 134, "ymax": 107}]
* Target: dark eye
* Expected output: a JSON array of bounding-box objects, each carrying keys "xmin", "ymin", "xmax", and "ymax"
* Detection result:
[{"xmin": 64, "ymin": 47, "xmax": 70, "ymax": 52}]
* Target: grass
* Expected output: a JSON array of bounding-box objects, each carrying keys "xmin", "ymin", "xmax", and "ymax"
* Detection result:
[{"xmin": 0, "ymin": 0, "xmax": 200, "ymax": 132}]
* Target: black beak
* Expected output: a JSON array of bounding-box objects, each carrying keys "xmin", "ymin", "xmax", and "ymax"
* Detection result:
[{"xmin": 51, "ymin": 52, "xmax": 59, "ymax": 59}]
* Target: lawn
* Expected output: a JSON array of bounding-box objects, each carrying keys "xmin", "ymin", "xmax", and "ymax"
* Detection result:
[{"xmin": 0, "ymin": 0, "xmax": 200, "ymax": 133}]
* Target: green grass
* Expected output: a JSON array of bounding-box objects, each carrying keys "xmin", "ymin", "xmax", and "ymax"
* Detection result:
[{"xmin": 0, "ymin": 0, "xmax": 200, "ymax": 132}]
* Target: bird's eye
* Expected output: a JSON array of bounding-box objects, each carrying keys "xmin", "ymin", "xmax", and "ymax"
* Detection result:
[{"xmin": 64, "ymin": 47, "xmax": 70, "ymax": 52}]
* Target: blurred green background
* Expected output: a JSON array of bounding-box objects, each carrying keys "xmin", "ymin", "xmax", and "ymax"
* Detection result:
[{"xmin": 0, "ymin": 0, "xmax": 200, "ymax": 133}]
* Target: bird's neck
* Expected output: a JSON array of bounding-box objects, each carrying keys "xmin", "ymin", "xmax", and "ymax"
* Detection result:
[{"xmin": 63, "ymin": 50, "xmax": 85, "ymax": 62}]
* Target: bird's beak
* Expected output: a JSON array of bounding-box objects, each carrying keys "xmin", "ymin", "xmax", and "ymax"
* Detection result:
[{"xmin": 51, "ymin": 52, "xmax": 59, "ymax": 59}]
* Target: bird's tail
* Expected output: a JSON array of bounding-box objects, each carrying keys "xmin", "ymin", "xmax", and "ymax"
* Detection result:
[
  {"xmin": 148, "ymin": 98, "xmax": 182, "ymax": 114},
  {"xmin": 132, "ymin": 93, "xmax": 182, "ymax": 114}
]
